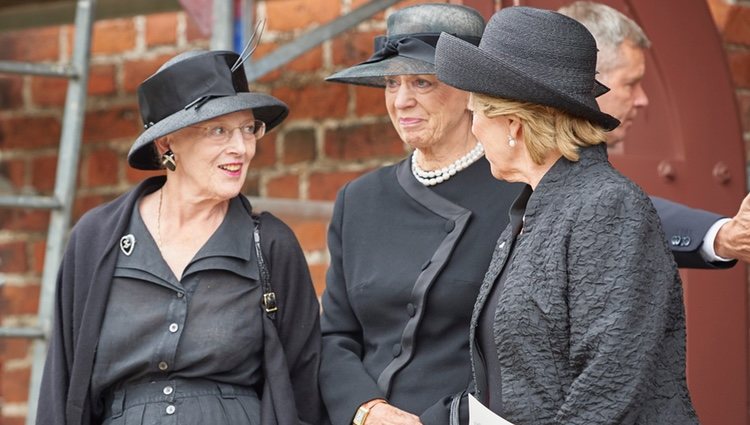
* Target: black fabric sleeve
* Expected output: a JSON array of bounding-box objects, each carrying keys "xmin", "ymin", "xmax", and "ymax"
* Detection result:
[
  {"xmin": 259, "ymin": 212, "xmax": 328, "ymax": 425},
  {"xmin": 561, "ymin": 188, "xmax": 685, "ymax": 424},
  {"xmin": 420, "ymin": 391, "xmax": 469, "ymax": 425},
  {"xmin": 319, "ymin": 186, "xmax": 385, "ymax": 425},
  {"xmin": 37, "ymin": 222, "xmax": 86, "ymax": 425},
  {"xmin": 651, "ymin": 196, "xmax": 736, "ymax": 269}
]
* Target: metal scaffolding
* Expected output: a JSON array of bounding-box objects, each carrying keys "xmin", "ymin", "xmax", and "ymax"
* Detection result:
[{"xmin": 0, "ymin": 1, "xmax": 96, "ymax": 423}]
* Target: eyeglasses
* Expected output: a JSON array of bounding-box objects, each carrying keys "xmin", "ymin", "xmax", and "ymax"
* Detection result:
[{"xmin": 189, "ymin": 119, "xmax": 266, "ymax": 142}]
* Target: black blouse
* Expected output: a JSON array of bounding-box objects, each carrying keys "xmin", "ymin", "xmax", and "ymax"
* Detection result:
[
  {"xmin": 91, "ymin": 196, "xmax": 264, "ymax": 402},
  {"xmin": 476, "ymin": 187, "xmax": 529, "ymax": 415}
]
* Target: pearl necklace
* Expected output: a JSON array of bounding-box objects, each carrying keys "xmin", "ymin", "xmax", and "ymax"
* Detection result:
[{"xmin": 411, "ymin": 143, "xmax": 485, "ymax": 186}]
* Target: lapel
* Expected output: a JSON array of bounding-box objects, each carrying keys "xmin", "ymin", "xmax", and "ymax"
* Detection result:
[
  {"xmin": 396, "ymin": 155, "xmax": 472, "ymax": 219},
  {"xmin": 376, "ymin": 158, "xmax": 473, "ymax": 396},
  {"xmin": 464, "ymin": 144, "xmax": 610, "ymax": 398},
  {"xmin": 68, "ymin": 176, "xmax": 166, "ymax": 421},
  {"xmin": 467, "ymin": 184, "xmax": 530, "ymax": 400}
]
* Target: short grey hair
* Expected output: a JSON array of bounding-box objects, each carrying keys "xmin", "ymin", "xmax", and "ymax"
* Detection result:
[{"xmin": 558, "ymin": 1, "xmax": 651, "ymax": 73}]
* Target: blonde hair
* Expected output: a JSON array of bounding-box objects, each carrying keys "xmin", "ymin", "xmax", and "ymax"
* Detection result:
[{"xmin": 470, "ymin": 93, "xmax": 605, "ymax": 164}]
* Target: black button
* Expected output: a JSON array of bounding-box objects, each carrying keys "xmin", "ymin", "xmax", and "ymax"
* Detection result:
[
  {"xmin": 670, "ymin": 235, "xmax": 681, "ymax": 246},
  {"xmin": 406, "ymin": 303, "xmax": 416, "ymax": 317},
  {"xmin": 392, "ymin": 343, "xmax": 401, "ymax": 357},
  {"xmin": 680, "ymin": 236, "xmax": 691, "ymax": 247},
  {"xmin": 444, "ymin": 220, "xmax": 455, "ymax": 233}
]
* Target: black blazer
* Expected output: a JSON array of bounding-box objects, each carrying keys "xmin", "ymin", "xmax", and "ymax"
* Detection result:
[{"xmin": 319, "ymin": 157, "xmax": 522, "ymax": 425}]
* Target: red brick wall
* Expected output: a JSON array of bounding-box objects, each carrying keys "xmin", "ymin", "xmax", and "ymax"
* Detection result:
[
  {"xmin": 0, "ymin": 0, "xmax": 748, "ymax": 423},
  {"xmin": 707, "ymin": 0, "xmax": 750, "ymax": 151}
]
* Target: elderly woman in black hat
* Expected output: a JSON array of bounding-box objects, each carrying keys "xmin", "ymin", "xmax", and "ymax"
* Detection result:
[
  {"xmin": 318, "ymin": 4, "xmax": 522, "ymax": 425},
  {"xmin": 36, "ymin": 49, "xmax": 326, "ymax": 425},
  {"xmin": 434, "ymin": 6, "xmax": 698, "ymax": 425}
]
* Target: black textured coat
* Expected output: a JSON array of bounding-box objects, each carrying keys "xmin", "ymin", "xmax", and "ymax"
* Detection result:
[
  {"xmin": 320, "ymin": 150, "xmax": 721, "ymax": 425},
  {"xmin": 36, "ymin": 176, "xmax": 326, "ymax": 425},
  {"xmin": 469, "ymin": 145, "xmax": 698, "ymax": 425}
]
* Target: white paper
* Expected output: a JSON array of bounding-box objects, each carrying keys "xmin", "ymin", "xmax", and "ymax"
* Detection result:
[{"xmin": 468, "ymin": 394, "xmax": 517, "ymax": 425}]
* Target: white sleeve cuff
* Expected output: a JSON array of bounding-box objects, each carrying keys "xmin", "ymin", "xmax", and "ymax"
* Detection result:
[{"xmin": 700, "ymin": 217, "xmax": 734, "ymax": 262}]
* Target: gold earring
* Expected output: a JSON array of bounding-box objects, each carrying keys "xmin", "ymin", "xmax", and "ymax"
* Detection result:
[{"xmin": 161, "ymin": 149, "xmax": 176, "ymax": 171}]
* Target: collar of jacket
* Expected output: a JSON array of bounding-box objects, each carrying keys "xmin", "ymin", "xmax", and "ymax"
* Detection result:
[
  {"xmin": 371, "ymin": 158, "xmax": 473, "ymax": 396},
  {"xmin": 518, "ymin": 143, "xmax": 608, "ymax": 234}
]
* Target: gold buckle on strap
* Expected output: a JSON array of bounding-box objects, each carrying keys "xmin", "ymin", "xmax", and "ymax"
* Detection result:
[{"xmin": 262, "ymin": 292, "xmax": 278, "ymax": 313}]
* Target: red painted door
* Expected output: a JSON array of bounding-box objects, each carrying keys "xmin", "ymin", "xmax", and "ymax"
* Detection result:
[{"xmin": 461, "ymin": 0, "xmax": 749, "ymax": 423}]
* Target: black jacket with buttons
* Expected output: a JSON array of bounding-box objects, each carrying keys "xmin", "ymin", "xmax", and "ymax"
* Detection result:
[{"xmin": 319, "ymin": 157, "xmax": 522, "ymax": 425}]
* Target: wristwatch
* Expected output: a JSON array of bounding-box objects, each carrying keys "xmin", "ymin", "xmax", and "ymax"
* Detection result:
[
  {"xmin": 352, "ymin": 399, "xmax": 387, "ymax": 425},
  {"xmin": 352, "ymin": 405, "xmax": 371, "ymax": 425}
]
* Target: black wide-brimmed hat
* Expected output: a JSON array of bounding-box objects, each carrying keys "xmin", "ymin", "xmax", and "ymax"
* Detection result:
[
  {"xmin": 326, "ymin": 3, "xmax": 485, "ymax": 88},
  {"xmin": 128, "ymin": 50, "xmax": 289, "ymax": 170},
  {"xmin": 435, "ymin": 6, "xmax": 620, "ymax": 131}
]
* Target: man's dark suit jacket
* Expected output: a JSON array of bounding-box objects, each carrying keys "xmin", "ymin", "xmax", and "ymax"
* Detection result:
[{"xmin": 652, "ymin": 197, "xmax": 736, "ymax": 269}]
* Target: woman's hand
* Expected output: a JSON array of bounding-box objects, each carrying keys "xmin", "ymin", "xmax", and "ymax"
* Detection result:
[{"xmin": 363, "ymin": 402, "xmax": 423, "ymax": 425}]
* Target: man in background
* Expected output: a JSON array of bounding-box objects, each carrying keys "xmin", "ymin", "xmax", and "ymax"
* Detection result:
[{"xmin": 560, "ymin": 1, "xmax": 750, "ymax": 267}]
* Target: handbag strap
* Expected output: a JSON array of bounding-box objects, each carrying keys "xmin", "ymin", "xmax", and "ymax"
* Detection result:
[
  {"xmin": 449, "ymin": 391, "xmax": 463, "ymax": 425},
  {"xmin": 253, "ymin": 214, "xmax": 277, "ymax": 321}
]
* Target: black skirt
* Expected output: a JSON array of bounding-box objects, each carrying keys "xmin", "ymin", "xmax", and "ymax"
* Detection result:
[{"xmin": 101, "ymin": 378, "xmax": 260, "ymax": 425}]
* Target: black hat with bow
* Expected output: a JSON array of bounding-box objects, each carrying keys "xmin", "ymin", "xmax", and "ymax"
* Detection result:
[
  {"xmin": 325, "ymin": 3, "xmax": 485, "ymax": 88},
  {"xmin": 128, "ymin": 49, "xmax": 288, "ymax": 170}
]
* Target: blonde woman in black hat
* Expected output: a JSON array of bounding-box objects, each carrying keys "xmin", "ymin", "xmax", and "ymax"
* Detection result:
[
  {"xmin": 319, "ymin": 4, "xmax": 523, "ymax": 425},
  {"xmin": 435, "ymin": 6, "xmax": 697, "ymax": 425},
  {"xmin": 36, "ymin": 49, "xmax": 326, "ymax": 425}
]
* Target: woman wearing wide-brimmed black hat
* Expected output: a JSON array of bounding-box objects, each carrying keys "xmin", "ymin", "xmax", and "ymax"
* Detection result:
[
  {"xmin": 36, "ymin": 49, "xmax": 327, "ymax": 425},
  {"xmin": 319, "ymin": 4, "xmax": 523, "ymax": 425},
  {"xmin": 435, "ymin": 6, "xmax": 698, "ymax": 425}
]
